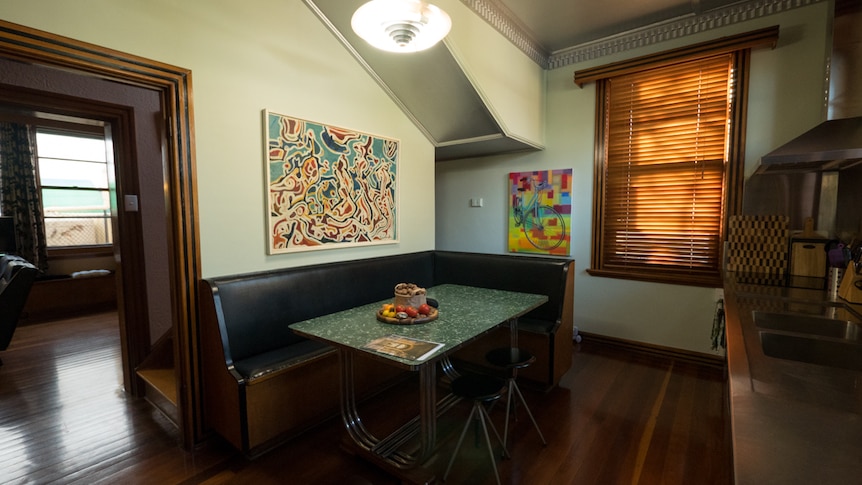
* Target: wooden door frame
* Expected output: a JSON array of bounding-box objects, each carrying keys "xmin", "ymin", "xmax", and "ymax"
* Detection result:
[
  {"xmin": 0, "ymin": 20, "xmax": 202, "ymax": 447},
  {"xmin": 0, "ymin": 86, "xmax": 149, "ymax": 397}
]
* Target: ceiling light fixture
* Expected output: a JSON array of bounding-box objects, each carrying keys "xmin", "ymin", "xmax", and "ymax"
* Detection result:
[{"xmin": 351, "ymin": 0, "xmax": 452, "ymax": 53}]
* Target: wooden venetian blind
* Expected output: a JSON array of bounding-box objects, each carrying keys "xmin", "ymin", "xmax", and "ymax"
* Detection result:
[{"xmin": 597, "ymin": 54, "xmax": 733, "ymax": 284}]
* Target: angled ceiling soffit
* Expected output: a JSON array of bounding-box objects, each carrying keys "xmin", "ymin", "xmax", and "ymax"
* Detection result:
[{"xmin": 303, "ymin": 0, "xmax": 539, "ymax": 161}]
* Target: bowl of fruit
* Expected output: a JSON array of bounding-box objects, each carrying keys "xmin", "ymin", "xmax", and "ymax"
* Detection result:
[
  {"xmin": 377, "ymin": 302, "xmax": 437, "ymax": 325},
  {"xmin": 377, "ymin": 283, "xmax": 438, "ymax": 325}
]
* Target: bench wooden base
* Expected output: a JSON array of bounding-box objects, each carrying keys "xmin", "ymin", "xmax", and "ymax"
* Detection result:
[{"xmin": 21, "ymin": 274, "xmax": 117, "ymax": 324}]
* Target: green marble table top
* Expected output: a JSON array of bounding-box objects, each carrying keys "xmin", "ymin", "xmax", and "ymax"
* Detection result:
[{"xmin": 290, "ymin": 284, "xmax": 548, "ymax": 369}]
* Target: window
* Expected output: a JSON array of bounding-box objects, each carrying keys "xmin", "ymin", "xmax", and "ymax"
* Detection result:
[
  {"xmin": 36, "ymin": 129, "xmax": 113, "ymax": 248},
  {"xmin": 575, "ymin": 27, "xmax": 778, "ymax": 287}
]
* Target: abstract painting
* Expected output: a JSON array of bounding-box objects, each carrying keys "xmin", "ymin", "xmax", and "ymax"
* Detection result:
[
  {"xmin": 508, "ymin": 169, "xmax": 572, "ymax": 255},
  {"xmin": 265, "ymin": 111, "xmax": 398, "ymax": 254}
]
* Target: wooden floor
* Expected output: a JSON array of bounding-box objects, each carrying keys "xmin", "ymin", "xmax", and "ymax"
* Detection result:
[{"xmin": 0, "ymin": 312, "xmax": 732, "ymax": 485}]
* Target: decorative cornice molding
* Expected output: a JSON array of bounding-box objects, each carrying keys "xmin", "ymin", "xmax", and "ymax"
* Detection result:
[
  {"xmin": 462, "ymin": 0, "xmax": 828, "ymax": 70},
  {"xmin": 459, "ymin": 0, "xmax": 549, "ymax": 68}
]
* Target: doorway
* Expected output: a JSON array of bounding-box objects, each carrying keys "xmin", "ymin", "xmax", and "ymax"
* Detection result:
[{"xmin": 0, "ymin": 21, "xmax": 202, "ymax": 448}]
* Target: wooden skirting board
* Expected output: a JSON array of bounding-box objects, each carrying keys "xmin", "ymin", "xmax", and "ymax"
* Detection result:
[{"xmin": 578, "ymin": 331, "xmax": 726, "ymax": 370}]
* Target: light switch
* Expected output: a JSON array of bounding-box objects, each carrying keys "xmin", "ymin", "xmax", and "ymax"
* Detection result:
[
  {"xmin": 470, "ymin": 198, "xmax": 483, "ymax": 208},
  {"xmin": 124, "ymin": 194, "xmax": 139, "ymax": 212}
]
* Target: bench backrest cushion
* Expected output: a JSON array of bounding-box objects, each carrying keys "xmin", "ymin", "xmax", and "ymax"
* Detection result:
[
  {"xmin": 433, "ymin": 251, "xmax": 572, "ymax": 324},
  {"xmin": 204, "ymin": 251, "xmax": 435, "ymax": 363},
  {"xmin": 1, "ymin": 256, "xmax": 38, "ymax": 350}
]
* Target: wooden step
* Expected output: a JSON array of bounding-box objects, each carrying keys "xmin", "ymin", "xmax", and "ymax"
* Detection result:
[
  {"xmin": 137, "ymin": 367, "xmax": 177, "ymax": 404},
  {"xmin": 137, "ymin": 367, "xmax": 179, "ymax": 425}
]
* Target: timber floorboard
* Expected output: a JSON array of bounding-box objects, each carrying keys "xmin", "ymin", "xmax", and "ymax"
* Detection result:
[{"xmin": 0, "ymin": 311, "xmax": 731, "ymax": 485}]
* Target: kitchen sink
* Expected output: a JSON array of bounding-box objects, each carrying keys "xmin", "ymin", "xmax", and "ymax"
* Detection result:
[
  {"xmin": 753, "ymin": 311, "xmax": 862, "ymax": 341},
  {"xmin": 758, "ymin": 332, "xmax": 862, "ymax": 371},
  {"xmin": 754, "ymin": 311, "xmax": 862, "ymax": 371}
]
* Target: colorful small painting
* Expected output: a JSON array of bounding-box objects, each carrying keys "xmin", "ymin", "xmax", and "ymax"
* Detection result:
[
  {"xmin": 508, "ymin": 169, "xmax": 572, "ymax": 255},
  {"xmin": 265, "ymin": 111, "xmax": 398, "ymax": 254}
]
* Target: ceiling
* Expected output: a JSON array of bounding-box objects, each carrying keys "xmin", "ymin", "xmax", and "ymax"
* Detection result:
[
  {"xmin": 492, "ymin": 0, "xmax": 746, "ymax": 55},
  {"xmin": 304, "ymin": 0, "xmax": 828, "ymax": 161}
]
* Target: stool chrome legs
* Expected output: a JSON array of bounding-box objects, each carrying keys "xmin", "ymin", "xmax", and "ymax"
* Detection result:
[
  {"xmin": 501, "ymin": 377, "xmax": 547, "ymax": 450},
  {"xmin": 443, "ymin": 401, "xmax": 508, "ymax": 485}
]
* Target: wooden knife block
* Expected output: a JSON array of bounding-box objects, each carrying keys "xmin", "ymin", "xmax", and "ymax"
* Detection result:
[{"xmin": 838, "ymin": 270, "xmax": 862, "ymax": 304}]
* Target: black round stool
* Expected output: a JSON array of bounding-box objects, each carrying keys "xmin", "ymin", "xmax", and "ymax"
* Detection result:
[
  {"xmin": 443, "ymin": 373, "xmax": 508, "ymax": 485},
  {"xmin": 485, "ymin": 347, "xmax": 547, "ymax": 450}
]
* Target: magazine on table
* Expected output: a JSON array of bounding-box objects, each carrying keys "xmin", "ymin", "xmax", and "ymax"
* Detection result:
[{"xmin": 363, "ymin": 334, "xmax": 444, "ymax": 361}]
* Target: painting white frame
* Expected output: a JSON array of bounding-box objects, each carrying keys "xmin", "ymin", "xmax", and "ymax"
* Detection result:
[{"xmin": 264, "ymin": 110, "xmax": 399, "ymax": 254}]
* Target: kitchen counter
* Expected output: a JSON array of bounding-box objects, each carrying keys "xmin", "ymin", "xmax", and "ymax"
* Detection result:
[{"xmin": 723, "ymin": 273, "xmax": 862, "ymax": 484}]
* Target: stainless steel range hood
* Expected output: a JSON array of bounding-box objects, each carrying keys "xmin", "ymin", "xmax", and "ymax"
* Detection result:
[
  {"xmin": 745, "ymin": 2, "xmax": 862, "ymax": 238},
  {"xmin": 754, "ymin": 2, "xmax": 862, "ymax": 175},
  {"xmin": 755, "ymin": 116, "xmax": 862, "ymax": 174}
]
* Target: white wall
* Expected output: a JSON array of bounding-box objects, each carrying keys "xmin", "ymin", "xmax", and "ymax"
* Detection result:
[
  {"xmin": 436, "ymin": 3, "xmax": 832, "ymax": 354},
  {"xmin": 0, "ymin": 0, "xmax": 437, "ymax": 278},
  {"xmin": 439, "ymin": 0, "xmax": 545, "ymax": 146}
]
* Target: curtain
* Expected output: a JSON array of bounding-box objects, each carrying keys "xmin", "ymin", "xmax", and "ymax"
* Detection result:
[{"xmin": 0, "ymin": 122, "xmax": 48, "ymax": 271}]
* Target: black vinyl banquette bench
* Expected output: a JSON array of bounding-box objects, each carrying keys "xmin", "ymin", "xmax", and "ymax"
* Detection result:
[
  {"xmin": 199, "ymin": 250, "xmax": 574, "ymax": 456},
  {"xmin": 1, "ymin": 254, "xmax": 39, "ymax": 364}
]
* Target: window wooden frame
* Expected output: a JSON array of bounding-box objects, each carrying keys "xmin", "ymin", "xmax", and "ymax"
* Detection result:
[
  {"xmin": 0, "ymin": 114, "xmax": 114, "ymax": 257},
  {"xmin": 47, "ymin": 244, "xmax": 113, "ymax": 259},
  {"xmin": 575, "ymin": 27, "xmax": 777, "ymax": 287},
  {"xmin": 35, "ymin": 126, "xmax": 114, "ymax": 251}
]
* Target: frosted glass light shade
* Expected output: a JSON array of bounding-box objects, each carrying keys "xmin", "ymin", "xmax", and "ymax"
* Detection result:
[{"xmin": 351, "ymin": 0, "xmax": 452, "ymax": 53}]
